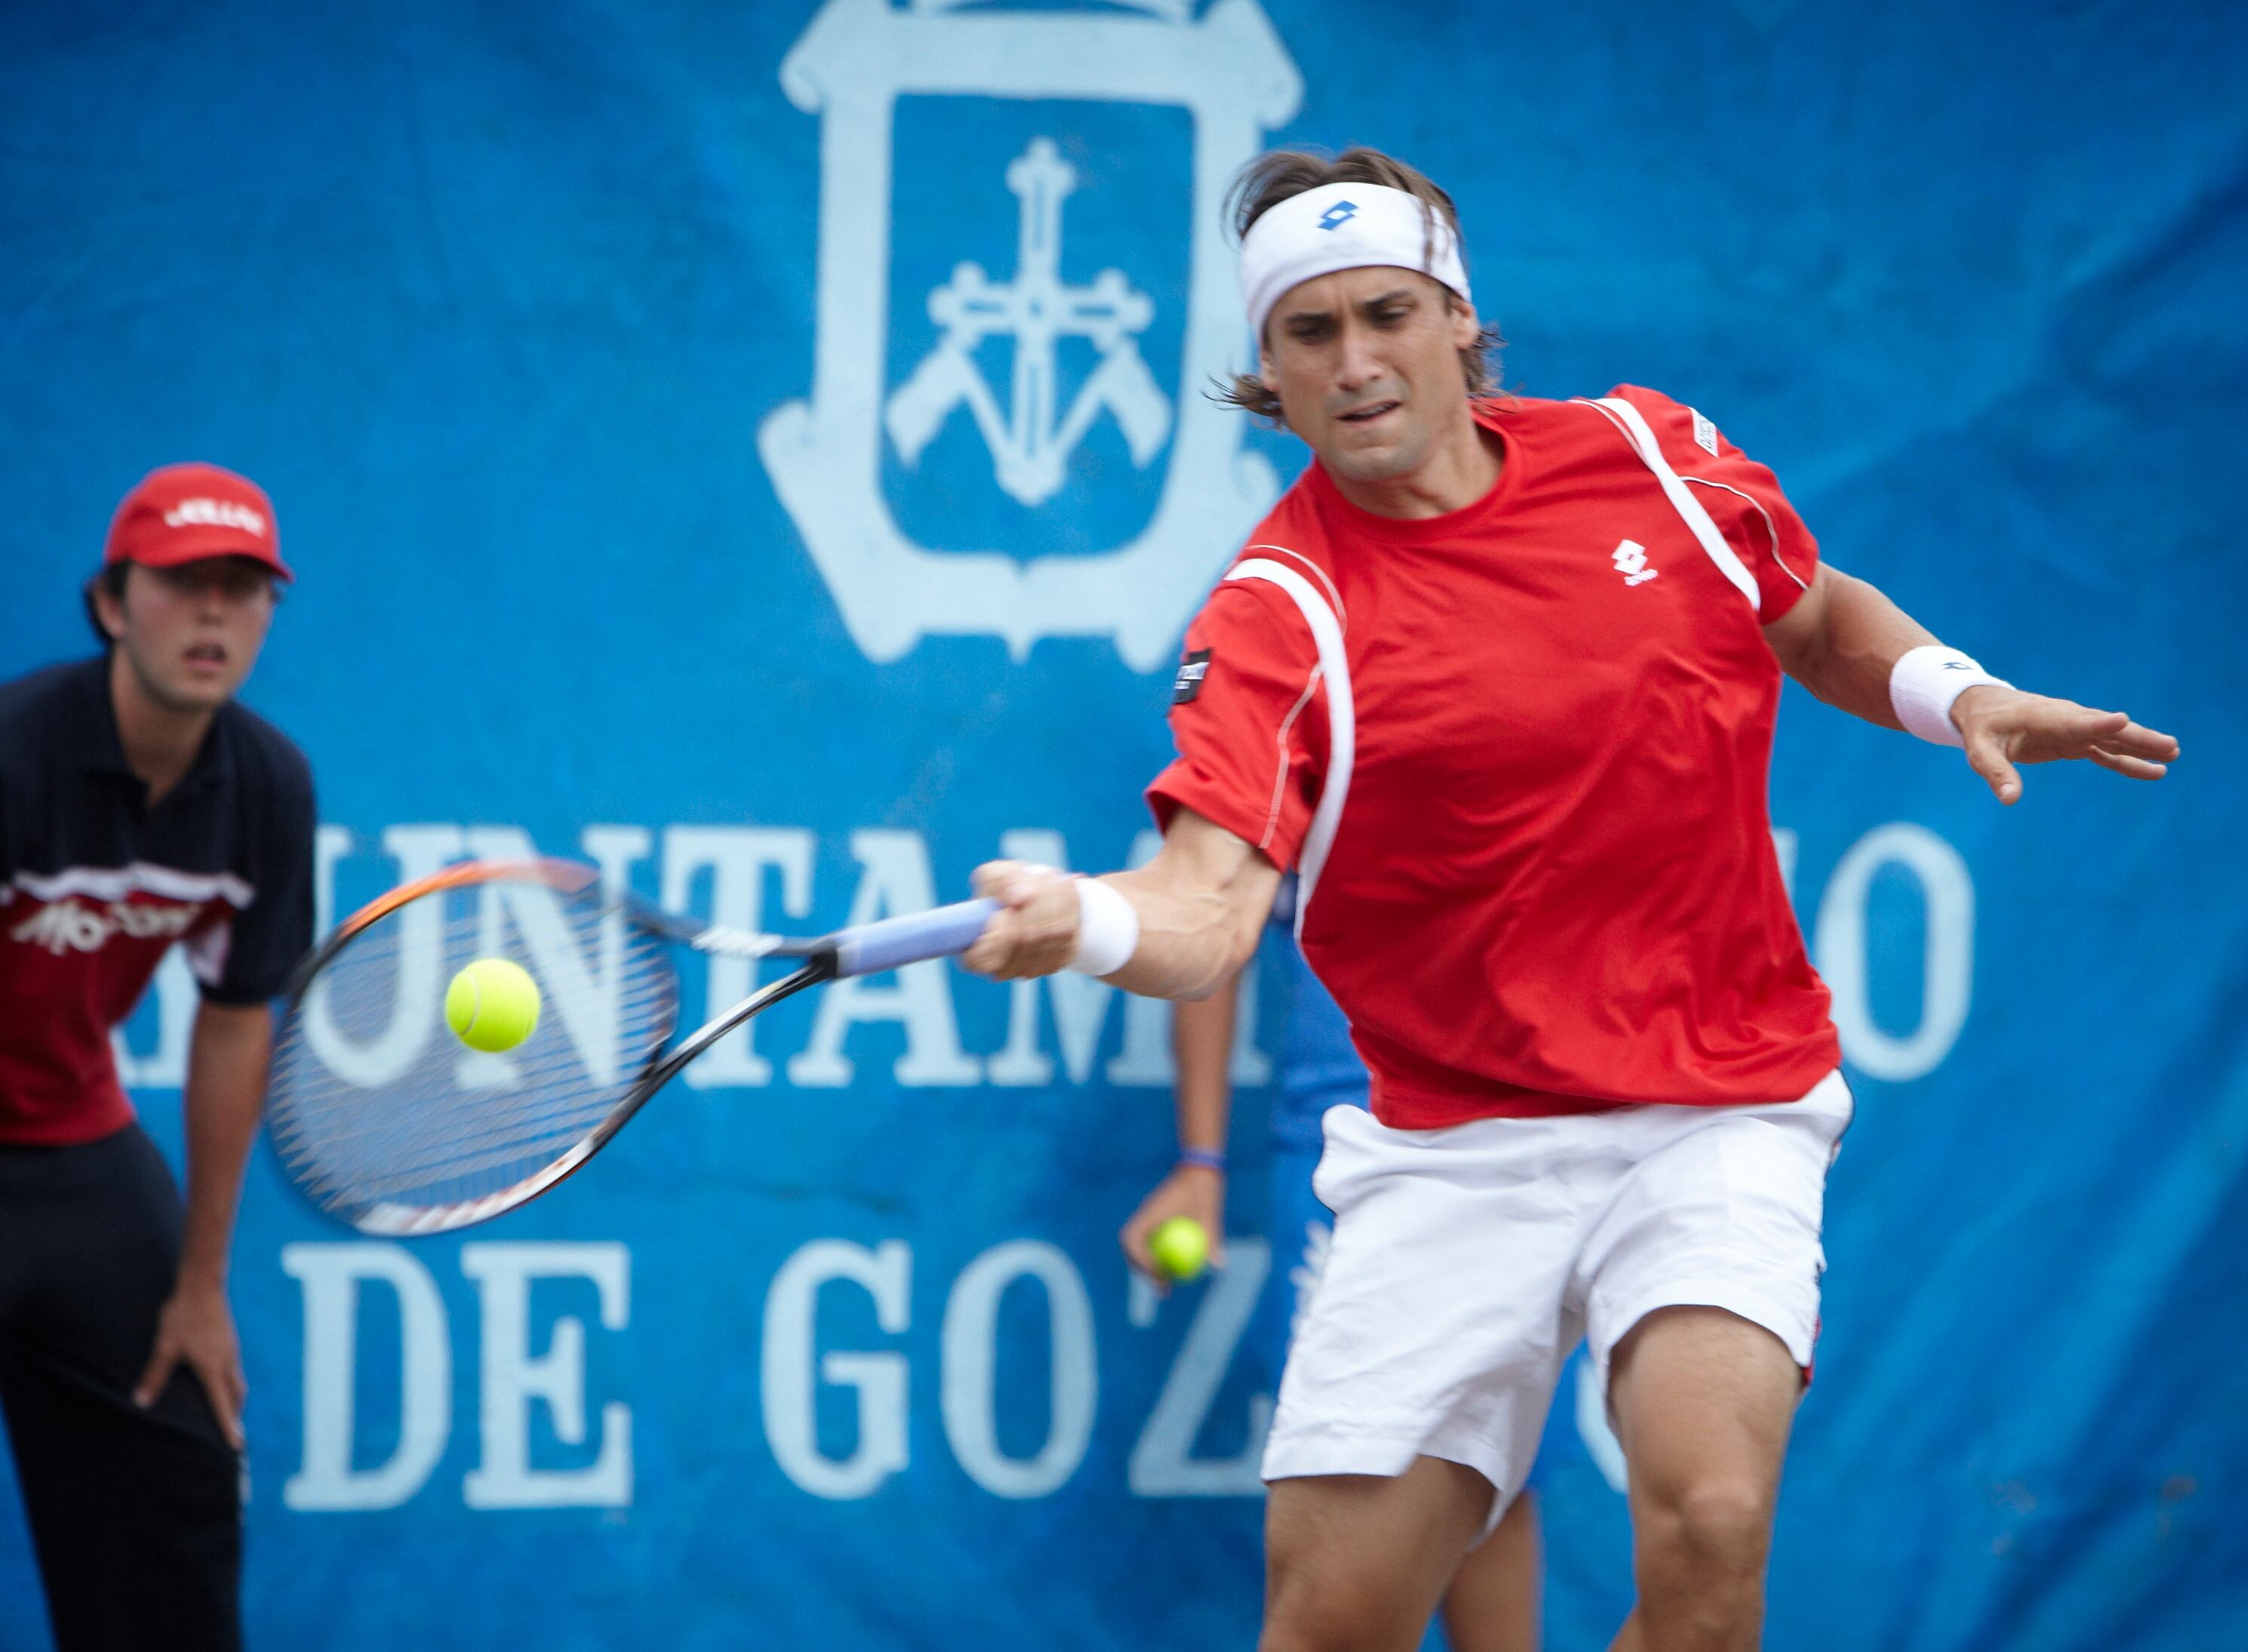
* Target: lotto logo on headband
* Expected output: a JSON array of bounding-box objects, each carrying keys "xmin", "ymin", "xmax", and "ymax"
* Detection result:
[{"xmin": 1238, "ymin": 181, "xmax": 1473, "ymax": 342}]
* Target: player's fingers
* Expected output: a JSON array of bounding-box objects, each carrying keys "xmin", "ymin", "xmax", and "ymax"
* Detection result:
[
  {"xmin": 1963, "ymin": 730, "xmax": 2022, "ymax": 805},
  {"xmin": 970, "ymin": 860, "xmax": 1031, "ymax": 901},
  {"xmin": 996, "ymin": 861, "xmax": 1069, "ymax": 910},
  {"xmin": 2055, "ymin": 705, "xmax": 2130, "ymax": 740},
  {"xmin": 990, "ymin": 876, "xmax": 1080, "ymax": 977},
  {"xmin": 1120, "ymin": 1200, "xmax": 1157, "ymax": 1254},
  {"xmin": 1120, "ymin": 1223, "xmax": 1158, "ymax": 1278},
  {"xmin": 2007, "ymin": 707, "xmax": 2123, "ymax": 764},
  {"xmin": 132, "ymin": 1339, "xmax": 178, "ymax": 1409},
  {"xmin": 958, "ymin": 930, "xmax": 1002, "ymax": 975},
  {"xmin": 192, "ymin": 1352, "xmax": 246, "ymax": 1447},
  {"xmin": 1118, "ymin": 1217, "xmax": 1170, "ymax": 1288},
  {"xmin": 994, "ymin": 928, "xmax": 1075, "ymax": 980},
  {"xmin": 2088, "ymin": 745, "xmax": 2170, "ymax": 781},
  {"xmin": 969, "ymin": 869, "xmax": 1072, "ymax": 979},
  {"xmin": 974, "ymin": 860, "xmax": 1069, "ymax": 914},
  {"xmin": 959, "ymin": 905, "xmax": 1028, "ymax": 976},
  {"xmin": 2102, "ymin": 721, "xmax": 2181, "ymax": 761}
]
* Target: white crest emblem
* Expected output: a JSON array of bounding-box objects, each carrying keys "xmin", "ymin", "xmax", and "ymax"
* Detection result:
[
  {"xmin": 887, "ymin": 136, "xmax": 1170, "ymax": 509},
  {"xmin": 761, "ymin": 0, "xmax": 1303, "ymax": 667}
]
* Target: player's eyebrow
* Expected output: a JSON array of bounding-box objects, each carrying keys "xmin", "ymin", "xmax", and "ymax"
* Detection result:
[{"xmin": 1279, "ymin": 285, "xmax": 1420, "ymax": 330}]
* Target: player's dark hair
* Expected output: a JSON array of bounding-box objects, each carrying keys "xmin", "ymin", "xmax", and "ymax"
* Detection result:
[
  {"xmin": 81, "ymin": 565, "xmax": 128, "ymax": 649},
  {"xmin": 1216, "ymin": 146, "xmax": 1504, "ymax": 424}
]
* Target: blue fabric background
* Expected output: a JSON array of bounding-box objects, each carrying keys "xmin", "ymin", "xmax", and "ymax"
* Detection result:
[{"xmin": 2, "ymin": 2, "xmax": 2242, "ymax": 1647}]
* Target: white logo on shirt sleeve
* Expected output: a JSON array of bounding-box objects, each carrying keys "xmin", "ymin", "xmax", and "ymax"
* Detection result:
[
  {"xmin": 1612, "ymin": 540, "xmax": 1659, "ymax": 587},
  {"xmin": 1690, "ymin": 409, "xmax": 1720, "ymax": 456}
]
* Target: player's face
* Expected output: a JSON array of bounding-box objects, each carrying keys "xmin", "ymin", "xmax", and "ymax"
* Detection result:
[
  {"xmin": 98, "ymin": 558, "xmax": 278, "ymax": 713},
  {"xmin": 1259, "ymin": 267, "xmax": 1481, "ymax": 484}
]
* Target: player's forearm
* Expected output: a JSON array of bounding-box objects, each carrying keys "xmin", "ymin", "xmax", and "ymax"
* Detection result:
[
  {"xmin": 1099, "ymin": 868, "xmax": 1262, "ymax": 1000},
  {"xmin": 964, "ymin": 812, "xmax": 1279, "ymax": 995},
  {"xmin": 1775, "ymin": 566, "xmax": 1939, "ymax": 728},
  {"xmin": 1171, "ymin": 977, "xmax": 1238, "ymax": 1153},
  {"xmin": 176, "ymin": 1000, "xmax": 272, "ymax": 1287}
]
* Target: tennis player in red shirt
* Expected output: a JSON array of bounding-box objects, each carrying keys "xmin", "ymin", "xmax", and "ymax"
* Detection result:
[{"xmin": 964, "ymin": 147, "xmax": 2178, "ymax": 1651}]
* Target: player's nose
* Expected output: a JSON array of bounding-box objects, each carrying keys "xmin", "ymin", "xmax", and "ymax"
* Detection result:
[{"xmin": 1332, "ymin": 325, "xmax": 1383, "ymax": 389}]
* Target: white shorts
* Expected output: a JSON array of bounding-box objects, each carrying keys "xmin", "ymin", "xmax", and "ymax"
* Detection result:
[{"xmin": 1260, "ymin": 1069, "xmax": 1853, "ymax": 1530}]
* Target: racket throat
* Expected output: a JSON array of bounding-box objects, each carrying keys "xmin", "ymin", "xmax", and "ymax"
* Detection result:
[{"xmin": 652, "ymin": 959, "xmax": 830, "ymax": 1090}]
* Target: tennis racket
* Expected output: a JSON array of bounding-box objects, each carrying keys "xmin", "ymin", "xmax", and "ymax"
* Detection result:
[{"xmin": 266, "ymin": 857, "xmax": 996, "ymax": 1237}]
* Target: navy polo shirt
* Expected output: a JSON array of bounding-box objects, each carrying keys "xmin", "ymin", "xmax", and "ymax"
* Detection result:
[{"xmin": 0, "ymin": 657, "xmax": 315, "ymax": 1143}]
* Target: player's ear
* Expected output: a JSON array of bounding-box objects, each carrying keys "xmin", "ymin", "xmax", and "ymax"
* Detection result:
[
  {"xmin": 1447, "ymin": 294, "xmax": 1482, "ymax": 351},
  {"xmin": 85, "ymin": 569, "xmax": 128, "ymax": 644}
]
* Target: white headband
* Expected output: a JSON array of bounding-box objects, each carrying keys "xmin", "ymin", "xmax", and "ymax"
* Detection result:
[{"xmin": 1238, "ymin": 181, "xmax": 1472, "ymax": 343}]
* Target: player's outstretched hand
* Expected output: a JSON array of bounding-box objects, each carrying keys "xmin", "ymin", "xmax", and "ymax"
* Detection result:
[
  {"xmin": 1953, "ymin": 685, "xmax": 2179, "ymax": 805},
  {"xmin": 135, "ymin": 1280, "xmax": 248, "ymax": 1449},
  {"xmin": 1121, "ymin": 1164, "xmax": 1228, "ymax": 1292},
  {"xmin": 961, "ymin": 860, "xmax": 1081, "ymax": 979}
]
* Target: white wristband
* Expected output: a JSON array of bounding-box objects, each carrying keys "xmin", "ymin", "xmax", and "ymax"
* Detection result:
[
  {"xmin": 1890, "ymin": 644, "xmax": 2010, "ymax": 747},
  {"xmin": 1070, "ymin": 877, "xmax": 1139, "ymax": 977}
]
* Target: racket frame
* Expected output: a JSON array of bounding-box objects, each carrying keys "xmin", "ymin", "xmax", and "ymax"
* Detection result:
[{"xmin": 273, "ymin": 857, "xmax": 850, "ymax": 1237}]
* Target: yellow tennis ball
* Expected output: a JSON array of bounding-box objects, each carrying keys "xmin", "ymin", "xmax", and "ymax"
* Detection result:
[
  {"xmin": 1149, "ymin": 1216, "xmax": 1211, "ymax": 1283},
  {"xmin": 444, "ymin": 958, "xmax": 541, "ymax": 1053}
]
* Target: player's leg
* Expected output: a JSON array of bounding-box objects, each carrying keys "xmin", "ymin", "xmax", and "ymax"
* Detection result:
[
  {"xmin": 1440, "ymin": 1487, "xmax": 1542, "ymax": 1652},
  {"xmin": 1262, "ymin": 1133, "xmax": 1487, "ymax": 1650},
  {"xmin": 1263, "ymin": 1457, "xmax": 1493, "ymax": 1652},
  {"xmin": 1261, "ymin": 1122, "xmax": 1543, "ymax": 1652},
  {"xmin": 1575, "ymin": 1072, "xmax": 1853, "ymax": 1652},
  {"xmin": 1259, "ymin": 1105, "xmax": 1578, "ymax": 1652},
  {"xmin": 0, "ymin": 1128, "xmax": 241, "ymax": 1652},
  {"xmin": 1601, "ymin": 1308, "xmax": 1800, "ymax": 1652}
]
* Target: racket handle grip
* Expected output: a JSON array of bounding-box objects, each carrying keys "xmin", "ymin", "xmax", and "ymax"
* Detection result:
[{"xmin": 832, "ymin": 897, "xmax": 1001, "ymax": 978}]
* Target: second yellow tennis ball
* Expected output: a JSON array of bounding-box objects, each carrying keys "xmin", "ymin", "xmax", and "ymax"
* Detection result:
[
  {"xmin": 445, "ymin": 958, "xmax": 542, "ymax": 1053},
  {"xmin": 1149, "ymin": 1216, "xmax": 1211, "ymax": 1283}
]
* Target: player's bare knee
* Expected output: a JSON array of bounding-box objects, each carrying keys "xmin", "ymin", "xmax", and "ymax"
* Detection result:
[
  {"xmin": 1262, "ymin": 1540, "xmax": 1413, "ymax": 1652},
  {"xmin": 1259, "ymin": 1587, "xmax": 1407, "ymax": 1652},
  {"xmin": 1639, "ymin": 1475, "xmax": 1774, "ymax": 1577}
]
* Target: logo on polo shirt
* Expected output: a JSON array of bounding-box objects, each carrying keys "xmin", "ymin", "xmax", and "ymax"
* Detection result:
[
  {"xmin": 8, "ymin": 897, "xmax": 205, "ymax": 955},
  {"xmin": 162, "ymin": 498, "xmax": 267, "ymax": 537},
  {"xmin": 1611, "ymin": 540, "xmax": 1659, "ymax": 588}
]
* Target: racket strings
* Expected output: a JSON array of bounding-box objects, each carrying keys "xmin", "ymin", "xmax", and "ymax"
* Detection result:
[
  {"xmin": 275, "ymin": 971, "xmax": 672, "ymax": 1160},
  {"xmin": 268, "ymin": 878, "xmax": 681, "ymax": 1221},
  {"xmin": 272, "ymin": 971, "xmax": 672, "ymax": 1204}
]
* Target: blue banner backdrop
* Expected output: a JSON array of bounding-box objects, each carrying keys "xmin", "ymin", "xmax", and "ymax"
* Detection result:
[{"xmin": 2, "ymin": 2, "xmax": 2243, "ymax": 1647}]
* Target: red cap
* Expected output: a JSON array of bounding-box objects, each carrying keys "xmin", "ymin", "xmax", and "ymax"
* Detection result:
[{"xmin": 104, "ymin": 463, "xmax": 292, "ymax": 581}]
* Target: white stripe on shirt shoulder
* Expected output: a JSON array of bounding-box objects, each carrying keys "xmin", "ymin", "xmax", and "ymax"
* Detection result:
[
  {"xmin": 1573, "ymin": 397, "xmax": 1761, "ymax": 609},
  {"xmin": 1222, "ymin": 558, "xmax": 1355, "ymax": 937},
  {"xmin": 1681, "ymin": 475, "xmax": 1810, "ymax": 593},
  {"xmin": 1240, "ymin": 545, "xmax": 1346, "ymax": 630}
]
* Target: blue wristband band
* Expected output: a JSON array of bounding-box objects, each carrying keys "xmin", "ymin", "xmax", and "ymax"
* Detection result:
[{"xmin": 1179, "ymin": 1148, "xmax": 1225, "ymax": 1173}]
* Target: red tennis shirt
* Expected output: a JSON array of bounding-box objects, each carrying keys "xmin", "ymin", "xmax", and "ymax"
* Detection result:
[{"xmin": 1148, "ymin": 387, "xmax": 1841, "ymax": 1128}]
